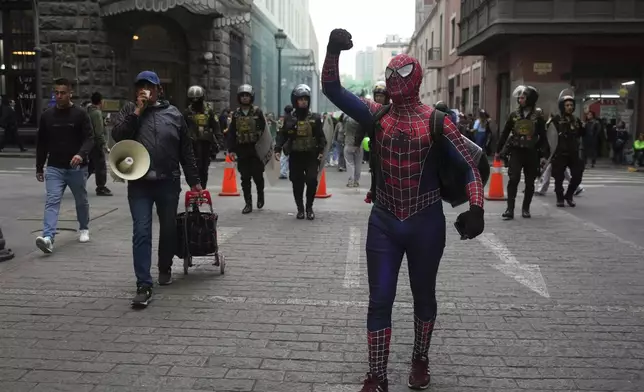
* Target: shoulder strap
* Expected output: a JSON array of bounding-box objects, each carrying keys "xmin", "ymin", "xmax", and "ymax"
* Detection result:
[
  {"xmin": 430, "ymin": 109, "xmax": 446, "ymax": 142},
  {"xmin": 373, "ymin": 104, "xmax": 391, "ymax": 123}
]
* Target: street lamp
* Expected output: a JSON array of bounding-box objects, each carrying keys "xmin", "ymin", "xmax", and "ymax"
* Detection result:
[{"xmin": 274, "ymin": 28, "xmax": 287, "ymax": 115}]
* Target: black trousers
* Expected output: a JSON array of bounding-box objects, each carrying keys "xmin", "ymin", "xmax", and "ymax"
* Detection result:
[
  {"xmin": 193, "ymin": 140, "xmax": 212, "ymax": 188},
  {"xmin": 237, "ymin": 155, "xmax": 264, "ymax": 202},
  {"xmin": 507, "ymin": 148, "xmax": 539, "ymax": 210},
  {"xmin": 0, "ymin": 125, "xmax": 24, "ymax": 150},
  {"xmin": 88, "ymin": 145, "xmax": 107, "ymax": 188},
  {"xmin": 552, "ymin": 152, "xmax": 583, "ymax": 201},
  {"xmin": 289, "ymin": 152, "xmax": 320, "ymax": 209},
  {"xmin": 582, "ymin": 142, "xmax": 597, "ymax": 166}
]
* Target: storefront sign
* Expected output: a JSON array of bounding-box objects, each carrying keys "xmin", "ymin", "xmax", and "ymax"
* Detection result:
[
  {"xmin": 533, "ymin": 62, "xmax": 552, "ymax": 75},
  {"xmin": 101, "ymin": 99, "xmax": 121, "ymax": 112}
]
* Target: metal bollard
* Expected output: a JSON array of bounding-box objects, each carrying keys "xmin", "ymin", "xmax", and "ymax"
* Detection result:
[{"xmin": 0, "ymin": 226, "xmax": 15, "ymax": 262}]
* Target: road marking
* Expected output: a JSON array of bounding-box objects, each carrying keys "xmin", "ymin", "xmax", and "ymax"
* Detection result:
[
  {"xmin": 541, "ymin": 203, "xmax": 644, "ymax": 253},
  {"xmin": 343, "ymin": 227, "xmax": 361, "ymax": 288},
  {"xmin": 477, "ymin": 233, "xmax": 550, "ymax": 298}
]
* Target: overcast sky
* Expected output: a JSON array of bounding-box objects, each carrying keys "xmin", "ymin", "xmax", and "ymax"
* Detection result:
[{"xmin": 309, "ymin": 0, "xmax": 415, "ymax": 77}]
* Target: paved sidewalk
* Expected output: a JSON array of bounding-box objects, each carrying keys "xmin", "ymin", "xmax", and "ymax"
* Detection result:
[{"xmin": 0, "ymin": 185, "xmax": 643, "ymax": 391}]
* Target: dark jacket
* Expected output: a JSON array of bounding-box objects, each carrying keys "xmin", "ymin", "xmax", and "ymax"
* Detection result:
[
  {"xmin": 36, "ymin": 105, "xmax": 94, "ymax": 172},
  {"xmin": 111, "ymin": 100, "xmax": 200, "ymax": 187}
]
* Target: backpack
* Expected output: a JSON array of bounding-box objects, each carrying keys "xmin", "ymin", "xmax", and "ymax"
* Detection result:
[{"xmin": 370, "ymin": 105, "xmax": 485, "ymax": 208}]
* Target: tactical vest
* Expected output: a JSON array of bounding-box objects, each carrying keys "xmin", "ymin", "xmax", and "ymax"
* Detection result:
[
  {"xmin": 290, "ymin": 115, "xmax": 317, "ymax": 152},
  {"xmin": 235, "ymin": 107, "xmax": 261, "ymax": 144},
  {"xmin": 553, "ymin": 115, "xmax": 582, "ymax": 154},
  {"xmin": 510, "ymin": 110, "xmax": 538, "ymax": 149}
]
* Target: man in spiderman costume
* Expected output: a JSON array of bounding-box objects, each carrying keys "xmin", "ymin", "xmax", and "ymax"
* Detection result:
[{"xmin": 322, "ymin": 29, "xmax": 485, "ymax": 392}]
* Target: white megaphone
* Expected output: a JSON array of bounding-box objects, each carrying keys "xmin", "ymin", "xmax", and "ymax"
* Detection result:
[{"xmin": 108, "ymin": 140, "xmax": 151, "ymax": 182}]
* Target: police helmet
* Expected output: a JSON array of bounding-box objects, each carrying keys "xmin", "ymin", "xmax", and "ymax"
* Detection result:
[
  {"xmin": 187, "ymin": 85, "xmax": 205, "ymax": 99},
  {"xmin": 291, "ymin": 84, "xmax": 311, "ymax": 108},
  {"xmin": 237, "ymin": 84, "xmax": 254, "ymax": 104},
  {"xmin": 373, "ymin": 81, "xmax": 389, "ymax": 101},
  {"xmin": 557, "ymin": 88, "xmax": 575, "ymax": 114},
  {"xmin": 512, "ymin": 85, "xmax": 539, "ymax": 107}
]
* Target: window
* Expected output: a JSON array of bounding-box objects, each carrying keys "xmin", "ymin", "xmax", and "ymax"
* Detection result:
[
  {"xmin": 472, "ymin": 85, "xmax": 480, "ymax": 113},
  {"xmin": 450, "ymin": 17, "xmax": 456, "ymax": 49},
  {"xmin": 462, "ymin": 88, "xmax": 469, "ymax": 112},
  {"xmin": 1, "ymin": 8, "xmax": 37, "ymax": 126}
]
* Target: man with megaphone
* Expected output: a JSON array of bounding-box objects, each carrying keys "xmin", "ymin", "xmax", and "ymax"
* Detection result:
[{"xmin": 111, "ymin": 71, "xmax": 202, "ymax": 308}]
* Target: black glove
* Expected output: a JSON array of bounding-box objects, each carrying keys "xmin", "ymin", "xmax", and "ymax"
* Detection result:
[
  {"xmin": 455, "ymin": 205, "xmax": 485, "ymax": 240},
  {"xmin": 327, "ymin": 29, "xmax": 353, "ymax": 55}
]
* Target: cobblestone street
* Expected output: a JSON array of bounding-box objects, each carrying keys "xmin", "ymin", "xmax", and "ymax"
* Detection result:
[{"xmin": 0, "ymin": 164, "xmax": 643, "ymax": 391}]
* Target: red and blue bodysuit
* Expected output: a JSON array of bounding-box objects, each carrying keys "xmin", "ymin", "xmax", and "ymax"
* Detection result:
[{"xmin": 322, "ymin": 29, "xmax": 485, "ymax": 392}]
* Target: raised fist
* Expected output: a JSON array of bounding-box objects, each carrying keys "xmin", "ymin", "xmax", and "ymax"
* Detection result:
[{"xmin": 327, "ymin": 29, "xmax": 353, "ymax": 55}]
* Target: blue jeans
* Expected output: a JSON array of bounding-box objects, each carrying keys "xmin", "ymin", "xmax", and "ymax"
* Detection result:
[
  {"xmin": 43, "ymin": 166, "xmax": 89, "ymax": 240},
  {"xmin": 280, "ymin": 154, "xmax": 289, "ymax": 177},
  {"xmin": 127, "ymin": 179, "xmax": 181, "ymax": 287},
  {"xmin": 366, "ymin": 203, "xmax": 446, "ymax": 331}
]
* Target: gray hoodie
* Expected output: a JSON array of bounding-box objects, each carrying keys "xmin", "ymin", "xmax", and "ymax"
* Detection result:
[{"xmin": 342, "ymin": 115, "xmax": 362, "ymax": 147}]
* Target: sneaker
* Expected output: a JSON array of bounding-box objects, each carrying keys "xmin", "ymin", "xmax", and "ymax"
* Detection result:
[
  {"xmin": 79, "ymin": 230, "xmax": 90, "ymax": 243},
  {"xmin": 407, "ymin": 356, "xmax": 431, "ymax": 390},
  {"xmin": 574, "ymin": 187, "xmax": 584, "ymax": 196},
  {"xmin": 35, "ymin": 236, "xmax": 54, "ymax": 254},
  {"xmin": 158, "ymin": 271, "xmax": 173, "ymax": 286},
  {"xmin": 131, "ymin": 286, "xmax": 152, "ymax": 308},
  {"xmin": 360, "ymin": 373, "xmax": 388, "ymax": 392},
  {"xmin": 96, "ymin": 187, "xmax": 113, "ymax": 196}
]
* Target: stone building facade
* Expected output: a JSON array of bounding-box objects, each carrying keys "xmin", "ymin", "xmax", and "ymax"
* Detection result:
[{"xmin": 1, "ymin": 0, "xmax": 253, "ymax": 128}]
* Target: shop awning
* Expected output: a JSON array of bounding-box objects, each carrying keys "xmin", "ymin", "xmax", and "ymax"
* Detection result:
[{"xmin": 99, "ymin": 0, "xmax": 250, "ymax": 17}]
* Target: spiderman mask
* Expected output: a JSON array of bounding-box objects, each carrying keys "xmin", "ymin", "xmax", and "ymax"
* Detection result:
[{"xmin": 385, "ymin": 54, "xmax": 422, "ymax": 105}]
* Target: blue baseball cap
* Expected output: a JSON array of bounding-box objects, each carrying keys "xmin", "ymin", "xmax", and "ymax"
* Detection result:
[{"xmin": 134, "ymin": 71, "xmax": 160, "ymax": 85}]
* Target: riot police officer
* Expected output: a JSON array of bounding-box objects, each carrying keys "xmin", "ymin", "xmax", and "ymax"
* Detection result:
[
  {"xmin": 495, "ymin": 85, "xmax": 549, "ymax": 219},
  {"xmin": 184, "ymin": 85, "xmax": 222, "ymax": 188},
  {"xmin": 225, "ymin": 84, "xmax": 266, "ymax": 214},
  {"xmin": 372, "ymin": 81, "xmax": 390, "ymax": 105},
  {"xmin": 274, "ymin": 84, "xmax": 326, "ymax": 220},
  {"xmin": 548, "ymin": 89, "xmax": 584, "ymax": 207}
]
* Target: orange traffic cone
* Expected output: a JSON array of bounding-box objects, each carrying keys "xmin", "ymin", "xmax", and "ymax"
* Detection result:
[
  {"xmin": 315, "ymin": 168, "xmax": 332, "ymax": 198},
  {"xmin": 485, "ymin": 158, "xmax": 506, "ymax": 201},
  {"xmin": 218, "ymin": 154, "xmax": 240, "ymax": 197}
]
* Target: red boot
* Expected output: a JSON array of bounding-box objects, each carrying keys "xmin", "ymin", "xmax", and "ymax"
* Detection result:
[{"xmin": 360, "ymin": 328, "xmax": 391, "ymax": 391}]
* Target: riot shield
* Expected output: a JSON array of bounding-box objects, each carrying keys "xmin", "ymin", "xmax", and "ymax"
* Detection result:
[
  {"xmin": 255, "ymin": 120, "xmax": 280, "ymax": 186},
  {"xmin": 545, "ymin": 119, "xmax": 558, "ymax": 163},
  {"xmin": 318, "ymin": 115, "xmax": 335, "ymax": 181}
]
